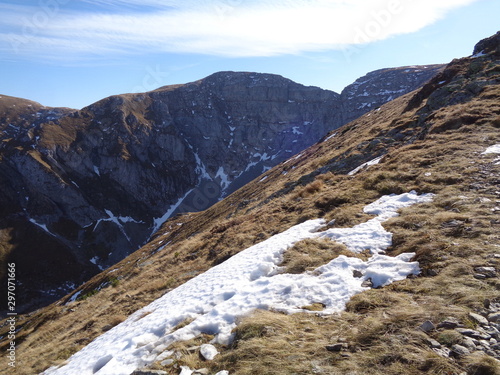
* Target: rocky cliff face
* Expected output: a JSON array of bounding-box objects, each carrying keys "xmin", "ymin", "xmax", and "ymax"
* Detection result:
[
  {"xmin": 340, "ymin": 65, "xmax": 444, "ymax": 124},
  {"xmin": 0, "ymin": 67, "xmax": 442, "ymax": 312}
]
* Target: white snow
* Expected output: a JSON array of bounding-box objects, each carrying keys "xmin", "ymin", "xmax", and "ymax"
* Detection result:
[
  {"xmin": 200, "ymin": 344, "xmax": 219, "ymax": 360},
  {"xmin": 215, "ymin": 166, "xmax": 231, "ymax": 192},
  {"xmin": 292, "ymin": 126, "xmax": 303, "ymax": 135},
  {"xmin": 482, "ymin": 144, "xmax": 500, "ymax": 164},
  {"xmin": 93, "ymin": 165, "xmax": 100, "ymax": 176},
  {"xmin": 151, "ymin": 189, "xmax": 194, "ymax": 235},
  {"xmin": 67, "ymin": 290, "xmax": 83, "ymax": 304},
  {"xmin": 194, "ymin": 153, "xmax": 211, "ymax": 181},
  {"xmin": 471, "ymin": 51, "xmax": 487, "ymax": 58},
  {"xmin": 482, "ymin": 144, "xmax": 500, "ymax": 155},
  {"xmin": 28, "ymin": 218, "xmax": 59, "ymax": 239},
  {"xmin": 324, "ymin": 132, "xmax": 337, "ymax": 142},
  {"xmin": 348, "ymin": 156, "xmax": 383, "ymax": 175},
  {"xmin": 44, "ymin": 191, "xmax": 433, "ymax": 375}
]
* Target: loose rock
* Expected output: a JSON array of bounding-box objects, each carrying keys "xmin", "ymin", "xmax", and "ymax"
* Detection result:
[
  {"xmin": 474, "ymin": 266, "xmax": 497, "ymax": 278},
  {"xmin": 326, "ymin": 343, "xmax": 348, "ymax": 352},
  {"xmin": 438, "ymin": 317, "xmax": 460, "ymax": 329},
  {"xmin": 451, "ymin": 344, "xmax": 471, "ymax": 357},
  {"xmin": 469, "ymin": 312, "xmax": 489, "ymax": 326},
  {"xmin": 420, "ymin": 320, "xmax": 436, "ymax": 332}
]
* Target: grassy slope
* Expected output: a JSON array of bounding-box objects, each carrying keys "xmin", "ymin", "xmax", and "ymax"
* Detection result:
[{"xmin": 2, "ymin": 49, "xmax": 500, "ymax": 374}]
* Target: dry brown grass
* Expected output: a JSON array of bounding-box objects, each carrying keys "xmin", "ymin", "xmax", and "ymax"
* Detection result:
[{"xmin": 280, "ymin": 237, "xmax": 364, "ymax": 274}]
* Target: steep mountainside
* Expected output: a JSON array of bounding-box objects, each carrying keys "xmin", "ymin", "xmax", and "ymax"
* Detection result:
[
  {"xmin": 340, "ymin": 64, "xmax": 444, "ymax": 124},
  {"xmin": 4, "ymin": 31, "xmax": 499, "ymax": 375},
  {"xmin": 0, "ymin": 67, "xmax": 443, "ymax": 313}
]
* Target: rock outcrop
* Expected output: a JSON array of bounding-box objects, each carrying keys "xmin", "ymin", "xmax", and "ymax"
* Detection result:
[{"xmin": 340, "ymin": 65, "xmax": 444, "ymax": 124}]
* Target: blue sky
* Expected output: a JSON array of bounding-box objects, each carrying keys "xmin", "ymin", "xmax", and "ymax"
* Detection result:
[{"xmin": 0, "ymin": 0, "xmax": 499, "ymax": 109}]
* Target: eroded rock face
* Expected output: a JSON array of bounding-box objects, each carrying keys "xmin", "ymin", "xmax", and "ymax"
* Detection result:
[
  {"xmin": 340, "ymin": 65, "xmax": 444, "ymax": 124},
  {"xmin": 0, "ymin": 68, "xmax": 441, "ymax": 312}
]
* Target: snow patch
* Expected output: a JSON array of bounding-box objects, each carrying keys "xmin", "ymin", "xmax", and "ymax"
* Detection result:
[
  {"xmin": 43, "ymin": 192, "xmax": 432, "ymax": 375},
  {"xmin": 348, "ymin": 156, "xmax": 383, "ymax": 176},
  {"xmin": 151, "ymin": 189, "xmax": 194, "ymax": 235},
  {"xmin": 482, "ymin": 144, "xmax": 500, "ymax": 155},
  {"xmin": 482, "ymin": 144, "xmax": 500, "ymax": 164}
]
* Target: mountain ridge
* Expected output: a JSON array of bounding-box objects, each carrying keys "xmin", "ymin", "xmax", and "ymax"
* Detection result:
[{"xmin": 1, "ymin": 66, "xmax": 443, "ymax": 313}]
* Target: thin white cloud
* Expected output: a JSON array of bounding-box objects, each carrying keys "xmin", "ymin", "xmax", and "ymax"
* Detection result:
[{"xmin": 0, "ymin": 0, "xmax": 480, "ymax": 61}]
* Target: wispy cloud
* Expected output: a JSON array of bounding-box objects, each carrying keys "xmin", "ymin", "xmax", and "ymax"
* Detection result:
[{"xmin": 0, "ymin": 0, "xmax": 479, "ymax": 61}]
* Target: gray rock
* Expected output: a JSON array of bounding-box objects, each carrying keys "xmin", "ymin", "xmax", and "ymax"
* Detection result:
[
  {"xmin": 352, "ymin": 270, "xmax": 363, "ymax": 278},
  {"xmin": 469, "ymin": 312, "xmax": 489, "ymax": 326},
  {"xmin": 340, "ymin": 65, "xmax": 444, "ymax": 124},
  {"xmin": 451, "ymin": 344, "xmax": 471, "ymax": 357},
  {"xmin": 456, "ymin": 328, "xmax": 491, "ymax": 340},
  {"xmin": 474, "ymin": 274, "xmax": 487, "ymax": 280},
  {"xmin": 474, "ymin": 267, "xmax": 497, "ymax": 278},
  {"xmin": 420, "ymin": 320, "xmax": 436, "ymax": 332},
  {"xmin": 427, "ymin": 339, "xmax": 442, "ymax": 349},
  {"xmin": 361, "ymin": 278, "xmax": 373, "ymax": 288},
  {"xmin": 433, "ymin": 347, "xmax": 451, "ymax": 358},
  {"xmin": 326, "ymin": 343, "xmax": 348, "ymax": 352},
  {"xmin": 462, "ymin": 337, "xmax": 477, "ymax": 351},
  {"xmin": 438, "ymin": 317, "xmax": 460, "ymax": 329},
  {"xmin": 488, "ymin": 313, "xmax": 500, "ymax": 323}
]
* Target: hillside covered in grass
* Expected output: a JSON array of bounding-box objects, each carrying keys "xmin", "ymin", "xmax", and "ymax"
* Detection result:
[{"xmin": 3, "ymin": 31, "xmax": 500, "ymax": 374}]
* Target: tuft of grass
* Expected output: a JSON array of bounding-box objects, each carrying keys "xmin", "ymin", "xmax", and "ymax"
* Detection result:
[{"xmin": 280, "ymin": 238, "xmax": 359, "ymax": 274}]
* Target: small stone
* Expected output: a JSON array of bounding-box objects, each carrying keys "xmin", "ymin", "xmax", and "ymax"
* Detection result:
[
  {"xmin": 326, "ymin": 343, "xmax": 348, "ymax": 352},
  {"xmin": 462, "ymin": 337, "xmax": 477, "ymax": 351},
  {"xmin": 469, "ymin": 312, "xmax": 489, "ymax": 326},
  {"xmin": 427, "ymin": 339, "xmax": 442, "ymax": 349},
  {"xmin": 438, "ymin": 317, "xmax": 460, "ymax": 329},
  {"xmin": 200, "ymin": 344, "xmax": 219, "ymax": 361},
  {"xmin": 488, "ymin": 312, "xmax": 500, "ymax": 323},
  {"xmin": 451, "ymin": 344, "xmax": 471, "ymax": 357},
  {"xmin": 433, "ymin": 347, "xmax": 451, "ymax": 358},
  {"xmin": 474, "ymin": 274, "xmax": 487, "ymax": 280},
  {"xmin": 340, "ymin": 353, "xmax": 351, "ymax": 358},
  {"xmin": 456, "ymin": 328, "xmax": 491, "ymax": 340},
  {"xmin": 361, "ymin": 278, "xmax": 373, "ymax": 288},
  {"xmin": 420, "ymin": 320, "xmax": 436, "ymax": 332},
  {"xmin": 474, "ymin": 266, "xmax": 497, "ymax": 278},
  {"xmin": 427, "ymin": 269, "xmax": 438, "ymax": 276},
  {"xmin": 131, "ymin": 370, "xmax": 168, "ymax": 375},
  {"xmin": 194, "ymin": 369, "xmax": 209, "ymax": 375},
  {"xmin": 352, "ymin": 270, "xmax": 363, "ymax": 278}
]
